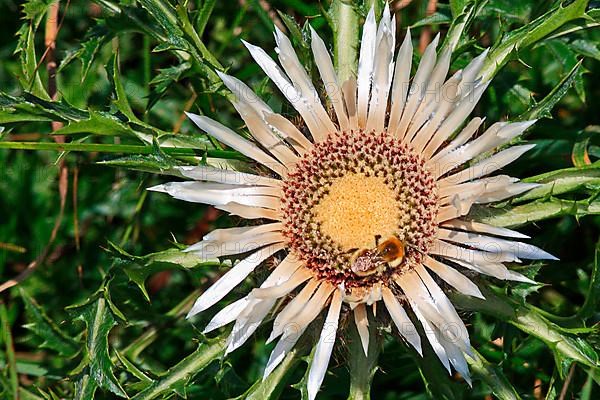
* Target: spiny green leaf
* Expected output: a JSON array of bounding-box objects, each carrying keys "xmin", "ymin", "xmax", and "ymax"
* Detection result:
[
  {"xmin": 588, "ymin": 8, "xmax": 600, "ymax": 20},
  {"xmin": 107, "ymin": 53, "xmax": 139, "ymax": 123},
  {"xmin": 291, "ymin": 340, "xmax": 317, "ymax": 400},
  {"xmin": 506, "ymin": 83, "xmax": 534, "ymax": 113},
  {"xmin": 450, "ymin": 0, "xmax": 469, "ymax": 18},
  {"xmin": 153, "ymin": 133, "xmax": 214, "ymax": 149},
  {"xmin": 328, "ymin": 0, "xmax": 359, "ymax": 83},
  {"xmin": 440, "ymin": 0, "xmax": 482, "ymax": 54},
  {"xmin": 480, "ymin": 0, "xmax": 589, "ymax": 82},
  {"xmin": 21, "ymin": 93, "xmax": 89, "ymax": 121},
  {"xmin": 96, "ymin": 0, "xmax": 168, "ymax": 42},
  {"xmin": 148, "ymin": 62, "xmax": 192, "ymax": 111},
  {"xmin": 546, "ymin": 13, "xmax": 600, "ymax": 40},
  {"xmin": 278, "ymin": 14, "xmax": 314, "ymax": 76},
  {"xmin": 549, "ymin": 337, "xmax": 595, "ymax": 378},
  {"xmin": 0, "ymin": 357, "xmax": 49, "ymax": 378},
  {"xmin": 278, "ymin": 12, "xmax": 307, "ymax": 50},
  {"xmin": 133, "ymin": 0, "xmax": 206, "ymax": 72},
  {"xmin": 129, "ymin": 334, "xmax": 227, "ymax": 400},
  {"xmin": 195, "ymin": 0, "xmax": 216, "ymax": 36},
  {"xmin": 543, "ymin": 39, "xmax": 586, "ymax": 102},
  {"xmin": 518, "ymin": 60, "xmax": 583, "ymax": 121},
  {"xmin": 510, "ymin": 264, "xmax": 544, "ymax": 301},
  {"xmin": 73, "ymin": 373, "xmax": 97, "ymax": 400},
  {"xmin": 107, "ymin": 241, "xmax": 213, "ymax": 301},
  {"xmin": 472, "ymin": 196, "xmax": 600, "ymax": 228},
  {"xmin": 466, "ymin": 348, "xmax": 522, "ymax": 400},
  {"xmin": 136, "ymin": 0, "xmax": 182, "ymax": 37},
  {"xmin": 481, "ymin": 0, "xmax": 533, "ymax": 23},
  {"xmin": 0, "ymin": 92, "xmax": 80, "ymax": 124},
  {"xmin": 15, "ymin": 23, "xmax": 50, "ymax": 100},
  {"xmin": 452, "ymin": 289, "xmax": 600, "ymax": 376},
  {"xmin": 52, "ymin": 111, "xmax": 141, "ymax": 139},
  {"xmin": 99, "ymin": 153, "xmax": 181, "ymax": 175},
  {"xmin": 21, "ymin": 0, "xmax": 53, "ymax": 28},
  {"xmin": 140, "ymin": 249, "xmax": 213, "ymax": 269},
  {"xmin": 59, "ymin": 24, "xmax": 113, "ymax": 81},
  {"xmin": 114, "ymin": 351, "xmax": 153, "ymax": 387},
  {"xmin": 70, "ymin": 295, "xmax": 127, "ymax": 398},
  {"xmin": 515, "ymin": 162, "xmax": 600, "ymax": 203},
  {"xmin": 174, "ymin": 3, "xmax": 222, "ymax": 70},
  {"xmin": 571, "ymin": 39, "xmax": 600, "ymax": 61},
  {"xmin": 96, "ymin": 0, "xmax": 206, "ymax": 77},
  {"xmin": 121, "ymin": 290, "xmax": 201, "ymax": 362},
  {"xmin": 410, "ymin": 12, "xmax": 452, "ymax": 29},
  {"xmin": 19, "ymin": 289, "xmax": 78, "ymax": 357}
]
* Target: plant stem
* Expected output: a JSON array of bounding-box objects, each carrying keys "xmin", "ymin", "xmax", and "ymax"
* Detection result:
[
  {"xmin": 143, "ymin": 35, "xmax": 151, "ymax": 123},
  {"xmin": 45, "ymin": 1, "xmax": 59, "ymax": 100},
  {"xmin": 347, "ymin": 311, "xmax": 379, "ymax": 400},
  {"xmin": 0, "ymin": 141, "xmax": 247, "ymax": 160},
  {"xmin": 558, "ymin": 363, "xmax": 576, "ymax": 400},
  {"xmin": 333, "ymin": 0, "xmax": 359, "ymax": 83}
]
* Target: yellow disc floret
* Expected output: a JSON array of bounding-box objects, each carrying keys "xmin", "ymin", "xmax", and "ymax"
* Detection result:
[{"xmin": 314, "ymin": 173, "xmax": 400, "ymax": 251}]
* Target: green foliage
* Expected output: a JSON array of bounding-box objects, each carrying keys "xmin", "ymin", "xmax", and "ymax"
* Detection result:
[
  {"xmin": 129, "ymin": 334, "xmax": 227, "ymax": 400},
  {"xmin": 241, "ymin": 346, "xmax": 304, "ymax": 400},
  {"xmin": 465, "ymin": 349, "xmax": 522, "ymax": 400},
  {"xmin": 108, "ymin": 240, "xmax": 213, "ymax": 301},
  {"xmin": 0, "ymin": 0, "xmax": 599, "ymax": 399},
  {"xmin": 70, "ymin": 294, "xmax": 127, "ymax": 398},
  {"xmin": 20, "ymin": 288, "xmax": 79, "ymax": 357}
]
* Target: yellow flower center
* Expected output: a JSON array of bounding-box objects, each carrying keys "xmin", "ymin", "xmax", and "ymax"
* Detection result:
[
  {"xmin": 314, "ymin": 173, "xmax": 400, "ymax": 251},
  {"xmin": 280, "ymin": 130, "xmax": 438, "ymax": 289}
]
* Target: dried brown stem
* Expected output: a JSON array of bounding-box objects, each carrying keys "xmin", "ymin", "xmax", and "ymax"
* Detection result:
[
  {"xmin": 239, "ymin": 0, "xmax": 286, "ymax": 31},
  {"xmin": 557, "ymin": 364, "xmax": 576, "ymax": 400},
  {"xmin": 393, "ymin": 0, "xmax": 413, "ymax": 11},
  {"xmin": 419, "ymin": 0, "xmax": 438, "ymax": 53},
  {"xmin": 173, "ymin": 89, "xmax": 198, "ymax": 134},
  {"xmin": 46, "ymin": 1, "xmax": 64, "ymax": 134}
]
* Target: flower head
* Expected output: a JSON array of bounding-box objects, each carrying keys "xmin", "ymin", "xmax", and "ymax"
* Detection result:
[{"xmin": 150, "ymin": 5, "xmax": 556, "ymax": 398}]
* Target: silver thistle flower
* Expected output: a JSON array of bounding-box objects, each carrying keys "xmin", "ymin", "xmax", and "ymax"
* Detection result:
[{"xmin": 150, "ymin": 5, "xmax": 556, "ymax": 398}]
